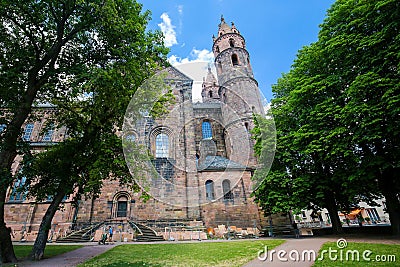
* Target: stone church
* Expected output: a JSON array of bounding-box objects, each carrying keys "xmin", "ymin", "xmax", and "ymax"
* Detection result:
[{"xmin": 5, "ymin": 17, "xmax": 270, "ymax": 241}]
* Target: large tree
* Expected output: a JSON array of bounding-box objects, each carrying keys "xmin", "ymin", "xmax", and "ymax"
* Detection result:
[
  {"xmin": 0, "ymin": 0, "xmax": 167, "ymax": 263},
  {"xmin": 318, "ymin": 0, "xmax": 400, "ymax": 234},
  {"xmin": 22, "ymin": 67, "xmax": 173, "ymax": 260},
  {"xmin": 253, "ymin": 0, "xmax": 399, "ymax": 235}
]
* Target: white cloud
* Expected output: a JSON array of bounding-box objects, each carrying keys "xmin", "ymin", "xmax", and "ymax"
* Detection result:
[
  {"xmin": 177, "ymin": 5, "xmax": 183, "ymax": 33},
  {"xmin": 158, "ymin": 13, "xmax": 178, "ymax": 47},
  {"xmin": 168, "ymin": 48, "xmax": 214, "ymax": 66},
  {"xmin": 168, "ymin": 49, "xmax": 216, "ymax": 103}
]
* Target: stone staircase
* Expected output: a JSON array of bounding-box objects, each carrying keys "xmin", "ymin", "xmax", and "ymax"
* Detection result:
[
  {"xmin": 259, "ymin": 212, "xmax": 296, "ymax": 237},
  {"xmin": 56, "ymin": 222, "xmax": 104, "ymax": 243},
  {"xmin": 265, "ymin": 224, "xmax": 296, "ymax": 237},
  {"xmin": 129, "ymin": 221, "xmax": 164, "ymax": 242}
]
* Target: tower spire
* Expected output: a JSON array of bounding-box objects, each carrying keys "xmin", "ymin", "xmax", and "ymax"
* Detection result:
[{"xmin": 201, "ymin": 65, "xmax": 219, "ymax": 103}]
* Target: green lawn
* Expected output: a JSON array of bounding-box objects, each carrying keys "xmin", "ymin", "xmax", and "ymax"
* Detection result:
[
  {"xmin": 13, "ymin": 244, "xmax": 83, "ymax": 260},
  {"xmin": 78, "ymin": 240, "xmax": 285, "ymax": 267},
  {"xmin": 313, "ymin": 242, "xmax": 400, "ymax": 267}
]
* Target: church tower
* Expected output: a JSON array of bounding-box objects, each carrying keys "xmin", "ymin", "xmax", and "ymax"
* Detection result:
[
  {"xmin": 201, "ymin": 66, "xmax": 220, "ymax": 103},
  {"xmin": 212, "ymin": 16, "xmax": 264, "ymax": 166}
]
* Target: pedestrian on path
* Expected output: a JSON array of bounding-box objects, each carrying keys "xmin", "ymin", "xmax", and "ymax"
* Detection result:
[{"xmin": 108, "ymin": 226, "xmax": 113, "ymax": 242}]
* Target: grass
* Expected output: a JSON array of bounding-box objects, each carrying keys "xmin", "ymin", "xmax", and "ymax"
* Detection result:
[
  {"xmin": 313, "ymin": 242, "xmax": 400, "ymax": 266},
  {"xmin": 78, "ymin": 240, "xmax": 285, "ymax": 267},
  {"xmin": 13, "ymin": 244, "xmax": 83, "ymax": 260}
]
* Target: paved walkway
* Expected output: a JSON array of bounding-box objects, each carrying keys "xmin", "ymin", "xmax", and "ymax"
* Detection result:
[
  {"xmin": 17, "ymin": 244, "xmax": 116, "ymax": 267},
  {"xmin": 13, "ymin": 235, "xmax": 400, "ymax": 267}
]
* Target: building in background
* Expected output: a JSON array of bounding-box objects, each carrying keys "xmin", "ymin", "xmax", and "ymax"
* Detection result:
[{"xmin": 5, "ymin": 17, "xmax": 271, "ymax": 242}]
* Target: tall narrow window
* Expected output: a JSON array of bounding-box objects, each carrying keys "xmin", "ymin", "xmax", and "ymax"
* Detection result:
[
  {"xmin": 216, "ymin": 46, "xmax": 220, "ymax": 53},
  {"xmin": 231, "ymin": 54, "xmax": 239, "ymax": 66},
  {"xmin": 202, "ymin": 121, "xmax": 212, "ymax": 139},
  {"xmin": 244, "ymin": 122, "xmax": 249, "ymax": 132},
  {"xmin": 229, "ymin": 38, "xmax": 235, "ymax": 47},
  {"xmin": 156, "ymin": 133, "xmax": 169, "ymax": 158},
  {"xmin": 222, "ymin": 179, "xmax": 233, "ymax": 201},
  {"xmin": 9, "ymin": 177, "xmax": 27, "ymax": 202},
  {"xmin": 42, "ymin": 128, "xmax": 54, "ymax": 142},
  {"xmin": 205, "ymin": 180, "xmax": 215, "ymax": 201},
  {"xmin": 23, "ymin": 124, "xmax": 34, "ymax": 141},
  {"xmin": 209, "ymin": 91, "xmax": 213, "ymax": 98}
]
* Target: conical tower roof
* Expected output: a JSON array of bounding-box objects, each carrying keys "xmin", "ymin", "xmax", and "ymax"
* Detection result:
[
  {"xmin": 217, "ymin": 15, "xmax": 232, "ymax": 36},
  {"xmin": 204, "ymin": 66, "xmax": 217, "ymax": 84}
]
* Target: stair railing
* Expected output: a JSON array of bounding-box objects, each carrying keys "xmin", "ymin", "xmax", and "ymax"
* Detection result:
[
  {"xmin": 128, "ymin": 221, "xmax": 143, "ymax": 236},
  {"xmin": 82, "ymin": 221, "xmax": 105, "ymax": 239}
]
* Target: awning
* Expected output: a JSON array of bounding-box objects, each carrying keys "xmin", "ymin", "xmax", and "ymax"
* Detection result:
[{"xmin": 339, "ymin": 209, "xmax": 362, "ymax": 216}]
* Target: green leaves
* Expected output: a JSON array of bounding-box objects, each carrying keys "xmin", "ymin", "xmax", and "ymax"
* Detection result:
[
  {"xmin": 2, "ymin": 0, "xmax": 169, "ymax": 202},
  {"xmin": 253, "ymin": 0, "xmax": 400, "ymax": 229}
]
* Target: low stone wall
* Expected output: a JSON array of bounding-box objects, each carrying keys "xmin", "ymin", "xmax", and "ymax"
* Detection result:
[
  {"xmin": 8, "ymin": 222, "xmax": 73, "ymax": 242},
  {"xmin": 160, "ymin": 231, "xmax": 207, "ymax": 241}
]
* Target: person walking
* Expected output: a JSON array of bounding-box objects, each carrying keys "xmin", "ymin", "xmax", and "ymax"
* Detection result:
[{"xmin": 108, "ymin": 226, "xmax": 113, "ymax": 242}]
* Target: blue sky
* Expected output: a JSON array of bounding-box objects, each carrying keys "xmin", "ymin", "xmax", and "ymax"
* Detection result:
[{"xmin": 140, "ymin": 0, "xmax": 335, "ymax": 102}]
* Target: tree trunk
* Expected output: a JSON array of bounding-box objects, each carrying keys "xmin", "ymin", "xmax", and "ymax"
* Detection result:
[
  {"xmin": 379, "ymin": 168, "xmax": 400, "ymax": 236},
  {"xmin": 0, "ymin": 224, "xmax": 17, "ymax": 263},
  {"xmin": 89, "ymin": 197, "xmax": 96, "ymax": 224},
  {"xmin": 31, "ymin": 190, "xmax": 65, "ymax": 260},
  {"xmin": 0, "ymin": 174, "xmax": 18, "ymax": 263},
  {"xmin": 384, "ymin": 194, "xmax": 400, "ymax": 236},
  {"xmin": 325, "ymin": 193, "xmax": 344, "ymax": 235},
  {"xmin": 381, "ymin": 187, "xmax": 400, "ymax": 236},
  {"xmin": 0, "ymin": 149, "xmax": 19, "ymax": 263},
  {"xmin": 0, "ymin": 75, "xmax": 42, "ymax": 263},
  {"xmin": 0, "ymin": 10, "xmax": 73, "ymax": 262}
]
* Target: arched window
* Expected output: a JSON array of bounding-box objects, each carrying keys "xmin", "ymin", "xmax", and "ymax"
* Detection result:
[
  {"xmin": 216, "ymin": 46, "xmax": 220, "ymax": 53},
  {"xmin": 222, "ymin": 179, "xmax": 233, "ymax": 201},
  {"xmin": 9, "ymin": 177, "xmax": 27, "ymax": 202},
  {"xmin": 156, "ymin": 133, "xmax": 169, "ymax": 158},
  {"xmin": 229, "ymin": 38, "xmax": 235, "ymax": 47},
  {"xmin": 231, "ymin": 54, "xmax": 239, "ymax": 66},
  {"xmin": 209, "ymin": 91, "xmax": 213, "ymax": 98},
  {"xmin": 205, "ymin": 180, "xmax": 215, "ymax": 200},
  {"xmin": 202, "ymin": 121, "xmax": 212, "ymax": 139}
]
